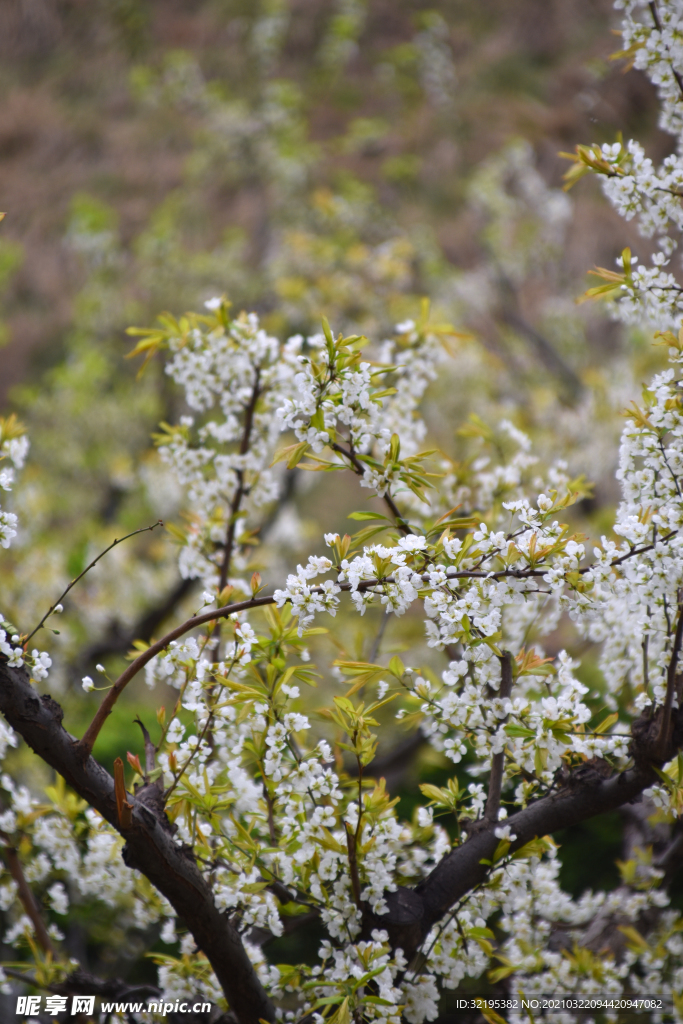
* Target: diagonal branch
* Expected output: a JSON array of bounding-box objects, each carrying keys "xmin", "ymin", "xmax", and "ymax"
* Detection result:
[
  {"xmin": 0, "ymin": 656, "xmax": 275, "ymax": 1024},
  {"xmin": 77, "ymin": 594, "xmax": 276, "ymax": 757},
  {"xmin": 368, "ymin": 756, "xmax": 664, "ymax": 962},
  {"xmin": 329, "ymin": 441, "xmax": 412, "ymax": 535}
]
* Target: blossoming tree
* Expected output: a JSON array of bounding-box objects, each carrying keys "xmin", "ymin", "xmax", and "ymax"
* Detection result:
[{"xmin": 5, "ymin": 2, "xmax": 683, "ymax": 1022}]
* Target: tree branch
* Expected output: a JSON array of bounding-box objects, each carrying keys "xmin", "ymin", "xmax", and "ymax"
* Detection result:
[
  {"xmin": 218, "ymin": 370, "xmax": 261, "ymax": 596},
  {"xmin": 77, "ymin": 594, "xmax": 276, "ymax": 758},
  {"xmin": 3, "ymin": 650, "xmax": 683, "ymax": 1014},
  {"xmin": 649, "ymin": 2, "xmax": 683, "ymax": 103},
  {"xmin": 0, "ymin": 832, "xmax": 56, "ymax": 956},
  {"xmin": 484, "ymin": 650, "xmax": 513, "ymax": 822},
  {"xmin": 329, "ymin": 441, "xmax": 412, "ymax": 535},
  {"xmin": 77, "ymin": 531, "xmax": 682, "ymax": 758},
  {"xmin": 76, "ymin": 575, "xmax": 195, "ymax": 671},
  {"xmin": 2, "ymin": 965, "xmax": 161, "ymax": 1003},
  {"xmin": 367, "ymin": 752, "xmax": 671, "ymax": 961},
  {"xmin": 0, "ymin": 657, "xmax": 275, "ymax": 1024}
]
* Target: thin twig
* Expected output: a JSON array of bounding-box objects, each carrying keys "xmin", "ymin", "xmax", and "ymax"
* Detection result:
[
  {"xmin": 25, "ymin": 521, "xmax": 163, "ymax": 645},
  {"xmin": 484, "ymin": 651, "xmax": 513, "ymax": 822},
  {"xmin": 1, "ymin": 966, "xmax": 64, "ymax": 993},
  {"xmin": 134, "ymin": 717, "xmax": 156, "ymax": 776},
  {"xmin": 329, "ymin": 441, "xmax": 412, "ymax": 535},
  {"xmin": 218, "ymin": 370, "xmax": 261, "ymax": 596},
  {"xmin": 208, "ymin": 370, "xmax": 261, "ymax": 675},
  {"xmin": 165, "ymin": 682, "xmax": 225, "ymax": 802},
  {"xmin": 0, "ymin": 832, "xmax": 56, "ymax": 956},
  {"xmin": 368, "ymin": 612, "xmax": 391, "ymax": 664}
]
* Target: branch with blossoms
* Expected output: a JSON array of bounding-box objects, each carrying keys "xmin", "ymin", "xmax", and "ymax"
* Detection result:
[
  {"xmin": 72, "ymin": 519, "xmax": 680, "ymax": 759},
  {"xmin": 9, "ymin": 121, "xmax": 683, "ymax": 1024}
]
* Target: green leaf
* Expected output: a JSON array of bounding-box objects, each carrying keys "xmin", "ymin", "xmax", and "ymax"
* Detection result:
[
  {"xmin": 492, "ymin": 838, "xmax": 511, "ymax": 863},
  {"xmin": 488, "ymin": 964, "xmax": 516, "ymax": 984},
  {"xmin": 347, "ymin": 511, "xmax": 390, "ymax": 521},
  {"xmin": 504, "ymin": 722, "xmax": 535, "ymax": 739},
  {"xmin": 593, "ymin": 711, "xmax": 618, "ymax": 734},
  {"xmin": 271, "ymin": 441, "xmax": 310, "ymax": 469},
  {"xmin": 419, "ymin": 783, "xmax": 451, "ymax": 806},
  {"xmin": 388, "ymin": 655, "xmax": 405, "ymax": 678},
  {"xmin": 328, "ymin": 996, "xmax": 351, "ymax": 1024},
  {"xmin": 321, "ymin": 316, "xmax": 334, "ymax": 346}
]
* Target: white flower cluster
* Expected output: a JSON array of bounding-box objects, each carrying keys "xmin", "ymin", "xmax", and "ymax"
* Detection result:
[
  {"xmin": 155, "ymin": 304, "xmax": 444, "ymax": 602},
  {"xmin": 582, "ymin": 1, "xmax": 683, "ymax": 330},
  {"xmin": 275, "ymin": 319, "xmax": 443, "ymax": 497},
  {"xmin": 108, "ymin": 268, "xmax": 683, "ymax": 1019},
  {"xmin": 0, "ymin": 427, "xmax": 27, "ymax": 550},
  {"xmin": 570, "ymin": 361, "xmax": 683, "ymax": 710}
]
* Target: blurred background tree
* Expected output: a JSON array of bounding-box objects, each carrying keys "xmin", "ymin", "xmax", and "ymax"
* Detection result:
[{"xmin": 0, "ymin": 0, "xmax": 678, "ymax": 1007}]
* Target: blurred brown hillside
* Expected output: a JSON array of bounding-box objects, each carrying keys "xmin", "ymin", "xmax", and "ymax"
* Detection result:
[{"xmin": 0, "ymin": 0, "xmax": 669, "ymax": 402}]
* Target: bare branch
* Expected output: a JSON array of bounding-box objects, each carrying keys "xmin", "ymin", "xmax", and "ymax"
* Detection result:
[
  {"xmin": 77, "ymin": 594, "xmax": 275, "ymax": 757},
  {"xmin": 24, "ymin": 521, "xmax": 163, "ymax": 645}
]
